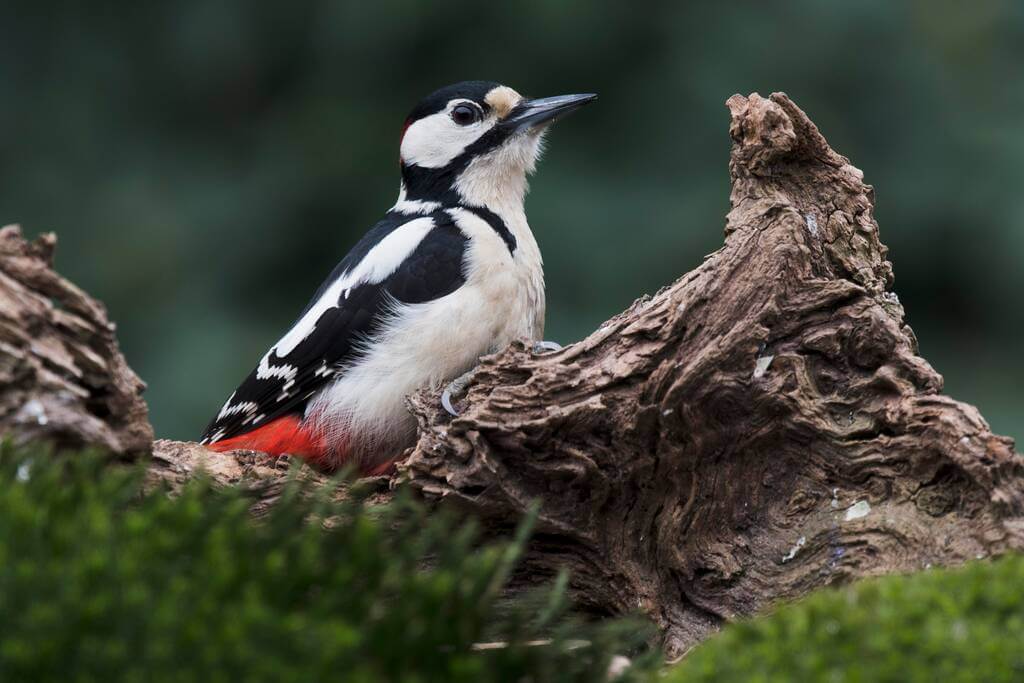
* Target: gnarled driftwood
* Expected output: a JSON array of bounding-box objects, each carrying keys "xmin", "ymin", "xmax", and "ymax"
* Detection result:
[
  {"xmin": 398, "ymin": 93, "xmax": 1024, "ymax": 657},
  {"xmin": 3, "ymin": 93, "xmax": 1021, "ymax": 659}
]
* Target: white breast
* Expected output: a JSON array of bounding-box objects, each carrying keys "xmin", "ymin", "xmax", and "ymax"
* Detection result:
[
  {"xmin": 448, "ymin": 206, "xmax": 545, "ymax": 342},
  {"xmin": 305, "ymin": 207, "xmax": 545, "ymax": 469}
]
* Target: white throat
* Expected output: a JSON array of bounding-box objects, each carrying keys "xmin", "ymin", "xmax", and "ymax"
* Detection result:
[{"xmin": 453, "ymin": 131, "xmax": 544, "ymax": 216}]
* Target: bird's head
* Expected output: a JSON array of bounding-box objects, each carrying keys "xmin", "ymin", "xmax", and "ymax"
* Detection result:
[{"xmin": 397, "ymin": 81, "xmax": 596, "ymax": 211}]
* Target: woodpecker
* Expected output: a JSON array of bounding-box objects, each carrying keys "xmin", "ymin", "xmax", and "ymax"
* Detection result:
[{"xmin": 201, "ymin": 81, "xmax": 596, "ymax": 474}]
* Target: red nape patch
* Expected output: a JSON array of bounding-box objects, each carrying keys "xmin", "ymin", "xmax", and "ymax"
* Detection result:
[{"xmin": 207, "ymin": 415, "xmax": 327, "ymax": 463}]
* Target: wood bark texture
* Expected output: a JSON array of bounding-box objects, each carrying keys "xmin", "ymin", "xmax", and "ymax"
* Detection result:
[
  {"xmin": 0, "ymin": 225, "xmax": 151, "ymax": 454},
  {"xmin": 398, "ymin": 93, "xmax": 1024, "ymax": 657},
  {"xmin": 3, "ymin": 93, "xmax": 1022, "ymax": 659}
]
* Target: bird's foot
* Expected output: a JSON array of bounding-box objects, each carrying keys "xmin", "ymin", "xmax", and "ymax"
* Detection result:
[
  {"xmin": 532, "ymin": 340, "xmax": 563, "ymax": 354},
  {"xmin": 441, "ymin": 370, "xmax": 475, "ymax": 417}
]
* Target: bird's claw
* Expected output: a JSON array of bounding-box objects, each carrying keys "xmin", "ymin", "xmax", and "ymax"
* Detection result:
[
  {"xmin": 441, "ymin": 372, "xmax": 473, "ymax": 417},
  {"xmin": 533, "ymin": 340, "xmax": 563, "ymax": 354},
  {"xmin": 440, "ymin": 387, "xmax": 460, "ymax": 417},
  {"xmin": 442, "ymin": 343, "xmax": 559, "ymax": 417}
]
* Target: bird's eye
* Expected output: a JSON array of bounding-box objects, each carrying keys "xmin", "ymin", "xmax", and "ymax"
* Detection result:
[{"xmin": 451, "ymin": 104, "xmax": 480, "ymax": 126}]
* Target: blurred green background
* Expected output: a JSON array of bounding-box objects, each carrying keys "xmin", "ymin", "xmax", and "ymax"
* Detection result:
[{"xmin": 1, "ymin": 1, "xmax": 1020, "ymax": 443}]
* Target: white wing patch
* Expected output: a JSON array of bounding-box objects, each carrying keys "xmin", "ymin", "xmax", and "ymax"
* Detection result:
[
  {"xmin": 257, "ymin": 354, "xmax": 297, "ymax": 381},
  {"xmin": 270, "ymin": 216, "xmax": 437, "ymax": 358}
]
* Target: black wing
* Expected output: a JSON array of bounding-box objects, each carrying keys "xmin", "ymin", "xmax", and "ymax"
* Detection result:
[{"xmin": 201, "ymin": 210, "xmax": 467, "ymax": 444}]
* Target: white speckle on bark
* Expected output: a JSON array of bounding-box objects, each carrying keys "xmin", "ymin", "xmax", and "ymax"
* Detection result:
[
  {"xmin": 830, "ymin": 488, "xmax": 841, "ymax": 509},
  {"xmin": 782, "ymin": 536, "xmax": 806, "ymax": 563},
  {"xmin": 881, "ymin": 291, "xmax": 901, "ymax": 305},
  {"xmin": 753, "ymin": 355, "xmax": 774, "ymax": 379},
  {"xmin": 804, "ymin": 213, "xmax": 819, "ymax": 237},
  {"xmin": 844, "ymin": 500, "xmax": 871, "ymax": 521},
  {"xmin": 23, "ymin": 399, "xmax": 49, "ymax": 425}
]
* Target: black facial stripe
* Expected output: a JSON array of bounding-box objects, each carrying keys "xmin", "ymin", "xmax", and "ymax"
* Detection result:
[
  {"xmin": 389, "ymin": 203, "xmax": 516, "ymax": 257},
  {"xmin": 400, "ymin": 121, "xmax": 513, "ymax": 203},
  {"xmin": 463, "ymin": 205, "xmax": 516, "ymax": 255},
  {"xmin": 400, "ymin": 165, "xmax": 462, "ymax": 205}
]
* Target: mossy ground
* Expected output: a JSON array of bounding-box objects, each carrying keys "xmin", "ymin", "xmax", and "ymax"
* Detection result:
[
  {"xmin": 4, "ymin": 443, "xmax": 1022, "ymax": 682},
  {"xmin": 0, "ymin": 445, "xmax": 655, "ymax": 682},
  {"xmin": 667, "ymin": 552, "xmax": 1024, "ymax": 682}
]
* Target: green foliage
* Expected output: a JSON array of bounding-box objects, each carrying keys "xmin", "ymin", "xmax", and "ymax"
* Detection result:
[
  {"xmin": 666, "ymin": 554, "xmax": 1024, "ymax": 683},
  {"xmin": 0, "ymin": 444, "xmax": 654, "ymax": 682}
]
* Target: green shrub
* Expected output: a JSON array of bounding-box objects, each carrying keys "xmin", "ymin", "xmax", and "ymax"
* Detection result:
[
  {"xmin": 0, "ymin": 444, "xmax": 654, "ymax": 682},
  {"xmin": 667, "ymin": 552, "xmax": 1024, "ymax": 683}
]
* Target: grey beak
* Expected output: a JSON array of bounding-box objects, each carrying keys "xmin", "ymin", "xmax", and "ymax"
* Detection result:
[{"xmin": 503, "ymin": 93, "xmax": 597, "ymax": 132}]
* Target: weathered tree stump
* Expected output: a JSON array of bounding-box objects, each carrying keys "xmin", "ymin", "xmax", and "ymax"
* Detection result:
[
  {"xmin": 0, "ymin": 226, "xmax": 151, "ymax": 454},
  {"xmin": 398, "ymin": 93, "xmax": 1024, "ymax": 657},
  {"xmin": 3, "ymin": 93, "xmax": 1021, "ymax": 659}
]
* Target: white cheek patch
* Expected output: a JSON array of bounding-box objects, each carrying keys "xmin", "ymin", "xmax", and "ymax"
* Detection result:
[{"xmin": 400, "ymin": 109, "xmax": 492, "ymax": 168}]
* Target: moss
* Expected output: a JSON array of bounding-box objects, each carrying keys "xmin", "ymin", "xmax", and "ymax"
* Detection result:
[
  {"xmin": 0, "ymin": 445, "xmax": 655, "ymax": 682},
  {"xmin": 667, "ymin": 554, "xmax": 1024, "ymax": 682}
]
